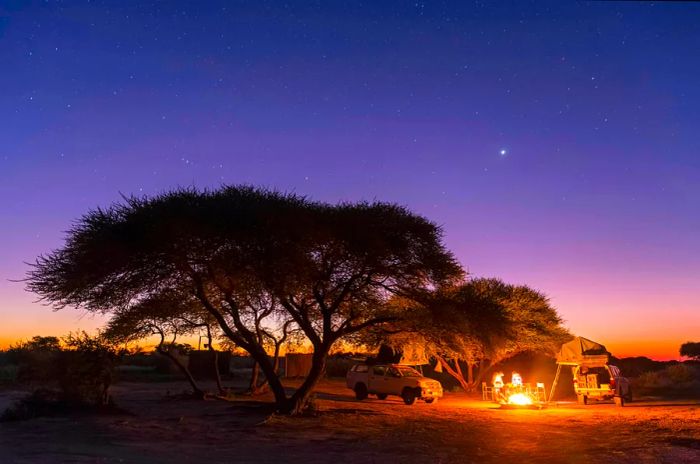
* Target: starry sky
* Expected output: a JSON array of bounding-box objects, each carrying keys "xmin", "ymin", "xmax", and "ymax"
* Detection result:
[{"xmin": 1, "ymin": 1, "xmax": 699, "ymax": 359}]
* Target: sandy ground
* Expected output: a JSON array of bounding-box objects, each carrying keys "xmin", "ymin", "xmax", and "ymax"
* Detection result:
[{"xmin": 1, "ymin": 379, "xmax": 699, "ymax": 463}]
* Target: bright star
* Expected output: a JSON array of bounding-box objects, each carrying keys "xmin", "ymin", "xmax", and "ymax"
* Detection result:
[{"xmin": 499, "ymin": 149, "xmax": 507, "ymax": 156}]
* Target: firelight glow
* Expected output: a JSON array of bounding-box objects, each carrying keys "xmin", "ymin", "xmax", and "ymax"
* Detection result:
[
  {"xmin": 1, "ymin": 2, "xmax": 699, "ymax": 359},
  {"xmin": 506, "ymin": 393, "xmax": 534, "ymax": 406}
]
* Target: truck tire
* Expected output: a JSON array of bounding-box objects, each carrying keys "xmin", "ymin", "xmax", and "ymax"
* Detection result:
[
  {"xmin": 402, "ymin": 388, "xmax": 417, "ymax": 405},
  {"xmin": 354, "ymin": 383, "xmax": 368, "ymax": 400},
  {"xmin": 376, "ymin": 393, "xmax": 388, "ymax": 400},
  {"xmin": 577, "ymin": 395, "xmax": 588, "ymax": 405},
  {"xmin": 614, "ymin": 396, "xmax": 625, "ymax": 407}
]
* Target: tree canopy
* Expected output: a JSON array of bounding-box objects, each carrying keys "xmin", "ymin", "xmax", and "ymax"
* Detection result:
[
  {"xmin": 27, "ymin": 185, "xmax": 463, "ymax": 413},
  {"xmin": 370, "ymin": 278, "xmax": 570, "ymax": 391},
  {"xmin": 680, "ymin": 342, "xmax": 700, "ymax": 360}
]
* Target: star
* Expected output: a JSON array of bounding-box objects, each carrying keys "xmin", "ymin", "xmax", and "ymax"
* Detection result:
[{"xmin": 499, "ymin": 149, "xmax": 507, "ymax": 156}]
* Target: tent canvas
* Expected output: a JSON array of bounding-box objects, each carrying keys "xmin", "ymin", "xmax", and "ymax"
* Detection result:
[
  {"xmin": 556, "ymin": 336, "xmax": 610, "ymax": 366},
  {"xmin": 398, "ymin": 343, "xmax": 428, "ymax": 366},
  {"xmin": 548, "ymin": 336, "xmax": 611, "ymax": 402}
]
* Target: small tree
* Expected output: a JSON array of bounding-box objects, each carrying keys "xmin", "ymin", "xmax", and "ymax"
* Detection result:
[
  {"xmin": 680, "ymin": 342, "xmax": 700, "ymax": 360},
  {"xmin": 103, "ymin": 291, "xmax": 213, "ymax": 398},
  {"xmin": 60, "ymin": 332, "xmax": 120, "ymax": 406},
  {"xmin": 27, "ymin": 186, "xmax": 462, "ymax": 413}
]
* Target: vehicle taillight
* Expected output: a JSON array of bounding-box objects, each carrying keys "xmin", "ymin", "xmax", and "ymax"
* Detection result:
[{"xmin": 610, "ymin": 378, "xmax": 616, "ymax": 389}]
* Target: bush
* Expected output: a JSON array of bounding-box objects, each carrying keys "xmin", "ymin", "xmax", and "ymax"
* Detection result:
[
  {"xmin": 1, "ymin": 333, "xmax": 121, "ymax": 420},
  {"xmin": 633, "ymin": 363, "xmax": 700, "ymax": 397},
  {"xmin": 666, "ymin": 363, "xmax": 696, "ymax": 383},
  {"xmin": 0, "ymin": 365, "xmax": 18, "ymax": 384},
  {"xmin": 59, "ymin": 332, "xmax": 120, "ymax": 406},
  {"xmin": 1, "ymin": 389, "xmax": 69, "ymax": 421}
]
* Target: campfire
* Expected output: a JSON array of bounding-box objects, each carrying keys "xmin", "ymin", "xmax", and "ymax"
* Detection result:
[
  {"xmin": 506, "ymin": 393, "xmax": 533, "ymax": 406},
  {"xmin": 492, "ymin": 372, "xmax": 546, "ymax": 409}
]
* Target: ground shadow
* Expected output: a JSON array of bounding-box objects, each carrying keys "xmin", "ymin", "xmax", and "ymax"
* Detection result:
[{"xmin": 667, "ymin": 437, "xmax": 700, "ymax": 450}]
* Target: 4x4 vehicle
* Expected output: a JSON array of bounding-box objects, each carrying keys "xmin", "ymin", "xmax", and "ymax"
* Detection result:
[
  {"xmin": 574, "ymin": 364, "xmax": 632, "ymax": 406},
  {"xmin": 346, "ymin": 363, "xmax": 443, "ymax": 405}
]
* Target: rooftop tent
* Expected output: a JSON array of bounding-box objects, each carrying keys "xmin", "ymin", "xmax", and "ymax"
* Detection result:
[
  {"xmin": 374, "ymin": 343, "xmax": 429, "ymax": 366},
  {"xmin": 548, "ymin": 336, "xmax": 611, "ymax": 402},
  {"xmin": 556, "ymin": 336, "xmax": 610, "ymax": 366}
]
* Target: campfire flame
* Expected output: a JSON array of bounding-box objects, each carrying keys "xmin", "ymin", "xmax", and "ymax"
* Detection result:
[{"xmin": 507, "ymin": 393, "xmax": 534, "ymax": 406}]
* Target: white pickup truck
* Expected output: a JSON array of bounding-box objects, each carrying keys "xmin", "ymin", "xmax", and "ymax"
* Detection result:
[{"xmin": 346, "ymin": 363, "xmax": 443, "ymax": 405}]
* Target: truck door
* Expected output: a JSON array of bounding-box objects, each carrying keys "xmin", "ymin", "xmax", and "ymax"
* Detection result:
[
  {"xmin": 370, "ymin": 366, "xmax": 388, "ymax": 394},
  {"xmin": 384, "ymin": 366, "xmax": 405, "ymax": 394}
]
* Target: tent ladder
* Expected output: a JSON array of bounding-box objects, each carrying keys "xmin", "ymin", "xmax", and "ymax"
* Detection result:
[{"xmin": 548, "ymin": 364, "xmax": 562, "ymax": 403}]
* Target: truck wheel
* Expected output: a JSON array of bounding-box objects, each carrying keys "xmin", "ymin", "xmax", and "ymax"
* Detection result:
[
  {"xmin": 402, "ymin": 388, "xmax": 417, "ymax": 405},
  {"xmin": 376, "ymin": 393, "xmax": 388, "ymax": 400},
  {"xmin": 577, "ymin": 395, "xmax": 588, "ymax": 405},
  {"xmin": 354, "ymin": 383, "xmax": 368, "ymax": 400},
  {"xmin": 425, "ymin": 398, "xmax": 437, "ymax": 404},
  {"xmin": 614, "ymin": 396, "xmax": 625, "ymax": 407}
]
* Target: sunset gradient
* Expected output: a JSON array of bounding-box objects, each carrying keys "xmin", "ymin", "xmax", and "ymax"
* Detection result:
[{"xmin": 1, "ymin": 1, "xmax": 699, "ymax": 359}]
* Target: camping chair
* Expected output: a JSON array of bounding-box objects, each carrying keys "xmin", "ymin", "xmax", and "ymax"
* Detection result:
[
  {"xmin": 482, "ymin": 382, "xmax": 494, "ymax": 401},
  {"xmin": 535, "ymin": 382, "xmax": 546, "ymax": 402}
]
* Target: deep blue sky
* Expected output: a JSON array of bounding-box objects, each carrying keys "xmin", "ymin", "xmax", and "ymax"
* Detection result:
[{"xmin": 1, "ymin": 1, "xmax": 699, "ymax": 358}]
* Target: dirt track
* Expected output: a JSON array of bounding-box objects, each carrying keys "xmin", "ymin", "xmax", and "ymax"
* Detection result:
[{"xmin": 1, "ymin": 380, "xmax": 699, "ymax": 463}]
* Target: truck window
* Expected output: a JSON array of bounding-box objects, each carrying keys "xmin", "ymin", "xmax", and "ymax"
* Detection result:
[
  {"xmin": 372, "ymin": 366, "xmax": 386, "ymax": 376},
  {"xmin": 354, "ymin": 365, "xmax": 368, "ymax": 373},
  {"xmin": 396, "ymin": 366, "xmax": 421, "ymax": 377}
]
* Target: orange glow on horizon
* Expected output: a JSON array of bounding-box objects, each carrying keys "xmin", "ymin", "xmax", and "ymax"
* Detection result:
[{"xmin": 0, "ymin": 331, "xmax": 689, "ymax": 361}]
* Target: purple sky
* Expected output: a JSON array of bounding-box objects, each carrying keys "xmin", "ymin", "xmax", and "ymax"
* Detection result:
[{"xmin": 1, "ymin": 1, "xmax": 699, "ymax": 358}]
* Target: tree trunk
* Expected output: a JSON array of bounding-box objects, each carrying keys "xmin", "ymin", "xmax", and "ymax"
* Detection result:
[
  {"xmin": 472, "ymin": 359, "xmax": 493, "ymax": 389},
  {"xmin": 455, "ymin": 359, "xmax": 477, "ymax": 392},
  {"xmin": 249, "ymin": 361, "xmax": 260, "ymax": 392},
  {"xmin": 211, "ymin": 349, "xmax": 225, "ymax": 395},
  {"xmin": 157, "ymin": 346, "xmax": 205, "ymax": 399},
  {"xmin": 248, "ymin": 361, "xmax": 271, "ymax": 395},
  {"xmin": 279, "ymin": 347, "xmax": 327, "ymax": 415},
  {"xmin": 436, "ymin": 355, "xmax": 470, "ymax": 392},
  {"xmin": 467, "ymin": 362, "xmax": 476, "ymax": 389},
  {"xmin": 246, "ymin": 343, "xmax": 288, "ymax": 407}
]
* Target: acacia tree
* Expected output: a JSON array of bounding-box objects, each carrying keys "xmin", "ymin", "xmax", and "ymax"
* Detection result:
[
  {"xmin": 27, "ymin": 186, "xmax": 462, "ymax": 414},
  {"xmin": 460, "ymin": 279, "xmax": 571, "ymax": 388},
  {"xmin": 373, "ymin": 278, "xmax": 570, "ymax": 391}
]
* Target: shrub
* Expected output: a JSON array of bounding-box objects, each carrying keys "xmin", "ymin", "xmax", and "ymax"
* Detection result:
[
  {"xmin": 1, "ymin": 333, "xmax": 121, "ymax": 420},
  {"xmin": 0, "ymin": 364, "xmax": 18, "ymax": 384},
  {"xmin": 0, "ymin": 389, "xmax": 68, "ymax": 421},
  {"xmin": 633, "ymin": 363, "xmax": 700, "ymax": 397},
  {"xmin": 665, "ymin": 363, "xmax": 696, "ymax": 383},
  {"xmin": 59, "ymin": 332, "xmax": 120, "ymax": 406}
]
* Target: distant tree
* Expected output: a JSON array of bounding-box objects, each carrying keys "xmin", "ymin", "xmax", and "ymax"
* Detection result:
[
  {"xmin": 7, "ymin": 336, "xmax": 63, "ymax": 383},
  {"xmin": 103, "ymin": 291, "xmax": 215, "ymax": 398},
  {"xmin": 26, "ymin": 186, "xmax": 462, "ymax": 414},
  {"xmin": 8, "ymin": 336, "xmax": 61, "ymax": 354},
  {"xmin": 680, "ymin": 342, "xmax": 700, "ymax": 360}
]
